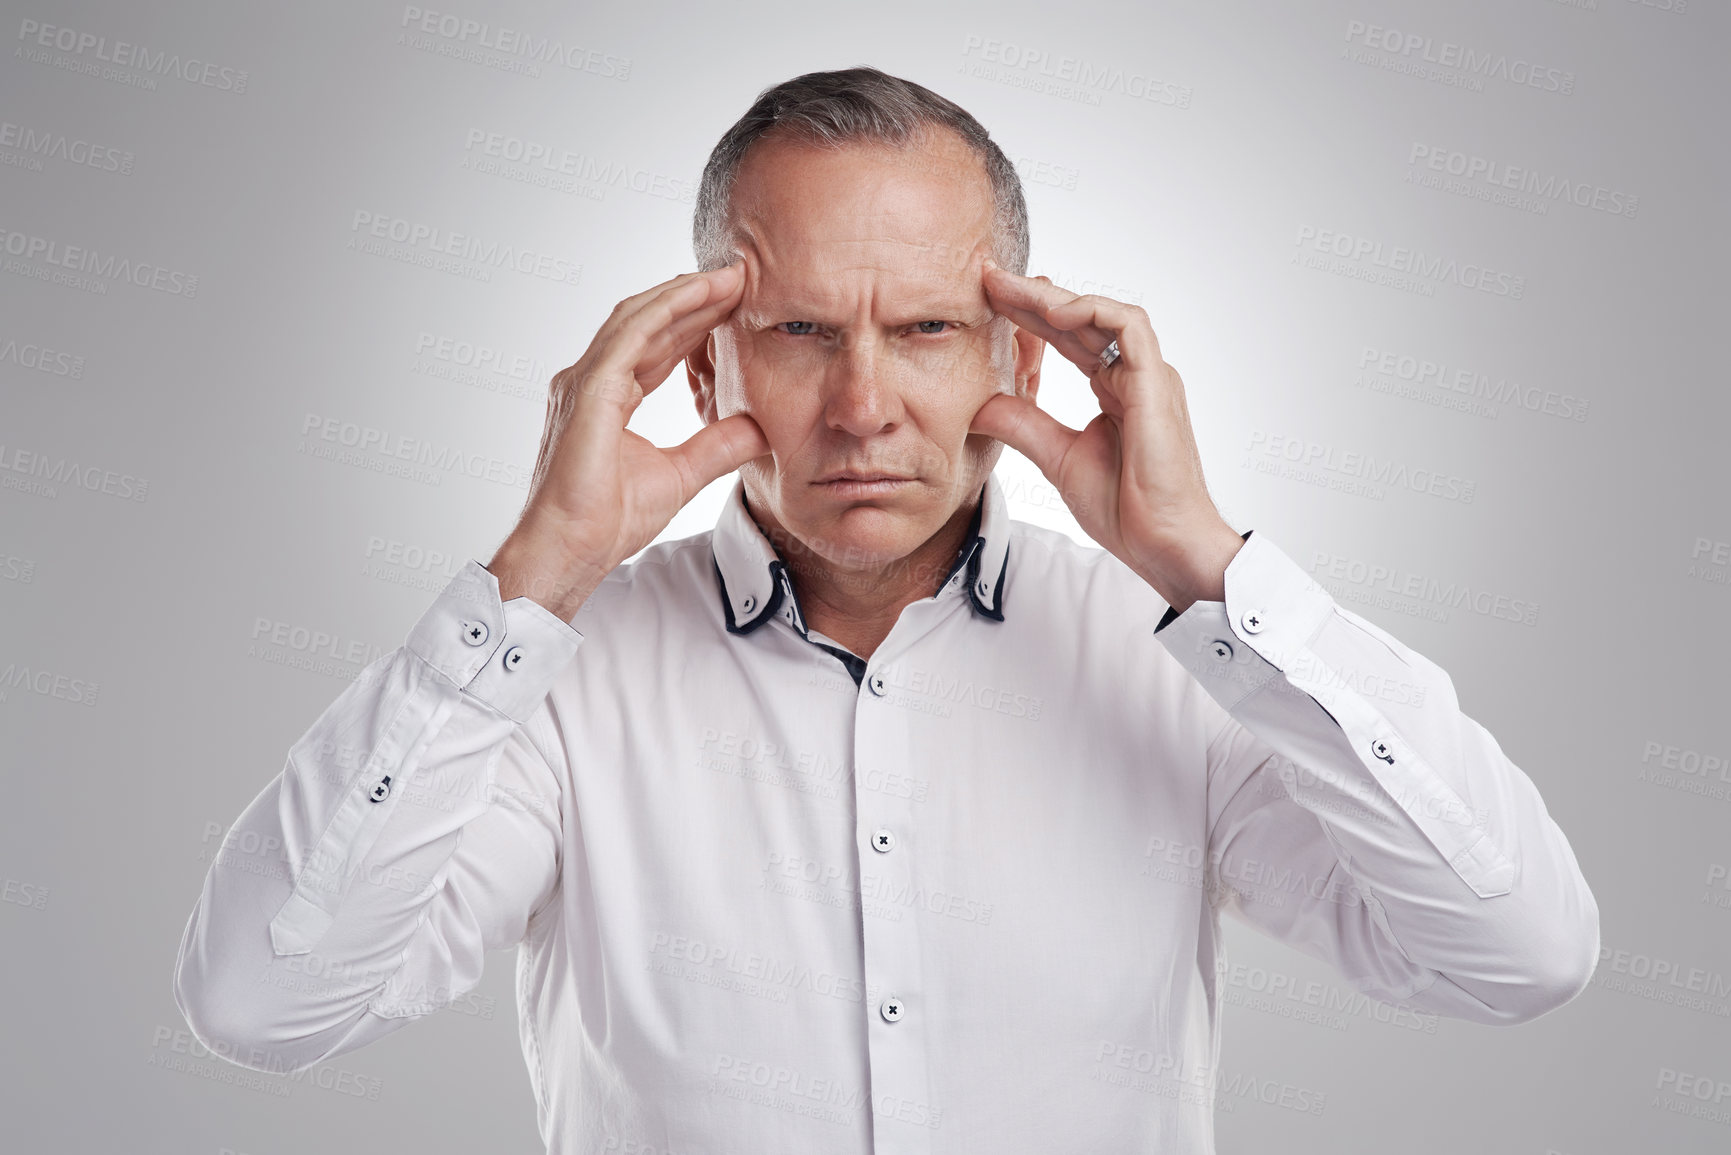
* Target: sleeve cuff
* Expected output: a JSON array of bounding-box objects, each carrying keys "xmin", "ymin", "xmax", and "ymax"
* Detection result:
[
  {"xmin": 1154, "ymin": 530, "xmax": 1332, "ymax": 710},
  {"xmin": 404, "ymin": 559, "xmax": 585, "ymax": 724},
  {"xmin": 1154, "ymin": 529, "xmax": 1254, "ymax": 635}
]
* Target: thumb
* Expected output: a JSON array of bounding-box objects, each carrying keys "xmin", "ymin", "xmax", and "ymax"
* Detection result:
[
  {"xmin": 664, "ymin": 412, "xmax": 771, "ymax": 501},
  {"xmin": 970, "ymin": 393, "xmax": 1076, "ymax": 481}
]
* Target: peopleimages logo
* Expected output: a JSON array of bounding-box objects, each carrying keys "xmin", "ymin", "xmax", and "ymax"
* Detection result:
[
  {"xmin": 1310, "ymin": 550, "xmax": 1540, "ymax": 627},
  {"xmin": 1294, "ymin": 226, "xmax": 1525, "ymax": 300},
  {"xmin": 348, "ymin": 210, "xmax": 582, "ymax": 286},
  {"xmin": 1407, "ymin": 143, "xmax": 1638, "ymax": 219},
  {"xmin": 1357, "ymin": 346, "xmax": 1590, "ymax": 422},
  {"xmin": 1243, "ymin": 430, "xmax": 1477, "ymax": 504},
  {"xmin": 0, "ymin": 119, "xmax": 134, "ymax": 174},
  {"xmin": 298, "ymin": 412, "xmax": 532, "ymax": 490},
  {"xmin": 0, "ymin": 225, "xmax": 199, "ymax": 297},
  {"xmin": 1341, "ymin": 20, "xmax": 1575, "ymax": 95},
  {"xmin": 16, "ymin": 18, "xmax": 249, "ymax": 92},
  {"xmin": 0, "ymin": 335, "xmax": 85, "ymax": 379},
  {"xmin": 957, "ymin": 35, "xmax": 1192, "ymax": 109},
  {"xmin": 397, "ymin": 6, "xmax": 631, "ymax": 78},
  {"xmin": 0, "ymin": 442, "xmax": 149, "ymax": 502},
  {"xmin": 460, "ymin": 129, "xmax": 695, "ymax": 203}
]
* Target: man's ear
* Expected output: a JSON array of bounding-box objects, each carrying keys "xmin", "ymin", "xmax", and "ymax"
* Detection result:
[
  {"xmin": 685, "ymin": 333, "xmax": 718, "ymax": 425},
  {"xmin": 1014, "ymin": 275, "xmax": 1051, "ymax": 403}
]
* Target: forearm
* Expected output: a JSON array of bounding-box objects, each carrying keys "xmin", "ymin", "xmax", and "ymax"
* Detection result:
[
  {"xmin": 1160, "ymin": 533, "xmax": 1600, "ymax": 1021},
  {"xmin": 173, "ymin": 561, "xmax": 578, "ymax": 1071}
]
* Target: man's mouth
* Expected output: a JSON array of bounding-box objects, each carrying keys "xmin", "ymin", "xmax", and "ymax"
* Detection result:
[
  {"xmin": 813, "ymin": 471, "xmax": 916, "ymax": 483},
  {"xmin": 812, "ymin": 470, "xmax": 918, "ymax": 496}
]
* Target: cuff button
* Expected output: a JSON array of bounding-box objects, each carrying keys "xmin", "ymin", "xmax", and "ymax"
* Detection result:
[
  {"xmin": 1209, "ymin": 639, "xmax": 1234, "ymax": 662},
  {"xmin": 503, "ymin": 645, "xmax": 526, "ymax": 672},
  {"xmin": 1240, "ymin": 609, "xmax": 1266, "ymax": 634},
  {"xmin": 461, "ymin": 620, "xmax": 490, "ymax": 646}
]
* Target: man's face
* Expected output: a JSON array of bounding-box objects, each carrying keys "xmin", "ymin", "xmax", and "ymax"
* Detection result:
[{"xmin": 687, "ymin": 127, "xmax": 1042, "ymax": 576}]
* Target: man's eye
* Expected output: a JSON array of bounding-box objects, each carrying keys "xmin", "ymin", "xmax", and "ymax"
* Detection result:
[{"xmin": 775, "ymin": 320, "xmax": 952, "ymax": 337}]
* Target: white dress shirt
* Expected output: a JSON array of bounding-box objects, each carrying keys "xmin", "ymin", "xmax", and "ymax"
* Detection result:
[{"xmin": 173, "ymin": 469, "xmax": 1600, "ymax": 1154}]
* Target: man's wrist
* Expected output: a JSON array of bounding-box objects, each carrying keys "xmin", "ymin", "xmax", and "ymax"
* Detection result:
[
  {"xmin": 1137, "ymin": 520, "xmax": 1247, "ymax": 616},
  {"xmin": 486, "ymin": 530, "xmax": 608, "ymax": 622}
]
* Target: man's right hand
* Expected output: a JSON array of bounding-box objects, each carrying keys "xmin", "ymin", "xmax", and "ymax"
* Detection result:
[{"xmin": 486, "ymin": 261, "xmax": 768, "ymax": 620}]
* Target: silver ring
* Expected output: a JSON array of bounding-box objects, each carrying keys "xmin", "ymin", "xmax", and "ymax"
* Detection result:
[{"xmin": 1095, "ymin": 339, "xmax": 1121, "ymax": 373}]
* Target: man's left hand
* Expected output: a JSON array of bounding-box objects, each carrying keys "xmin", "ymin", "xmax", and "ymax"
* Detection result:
[{"xmin": 969, "ymin": 258, "xmax": 1245, "ymax": 614}]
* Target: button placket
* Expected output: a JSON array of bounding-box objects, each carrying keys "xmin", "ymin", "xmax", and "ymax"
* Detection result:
[{"xmin": 852, "ymin": 682, "xmax": 931, "ymax": 1139}]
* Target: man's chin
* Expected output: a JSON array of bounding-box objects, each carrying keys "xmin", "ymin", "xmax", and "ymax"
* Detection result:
[{"xmin": 789, "ymin": 503, "xmax": 935, "ymax": 574}]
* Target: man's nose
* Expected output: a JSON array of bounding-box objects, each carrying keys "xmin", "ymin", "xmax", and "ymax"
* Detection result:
[{"xmin": 822, "ymin": 333, "xmax": 904, "ymax": 437}]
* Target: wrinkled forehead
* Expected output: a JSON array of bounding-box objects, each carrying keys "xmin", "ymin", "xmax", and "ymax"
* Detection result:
[{"xmin": 728, "ymin": 132, "xmax": 997, "ymax": 315}]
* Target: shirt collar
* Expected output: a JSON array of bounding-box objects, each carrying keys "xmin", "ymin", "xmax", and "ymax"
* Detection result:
[{"xmin": 710, "ymin": 471, "xmax": 1012, "ymax": 636}]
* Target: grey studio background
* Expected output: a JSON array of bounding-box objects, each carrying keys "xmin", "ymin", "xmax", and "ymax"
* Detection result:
[{"xmin": 1, "ymin": 0, "xmax": 1725, "ymax": 1152}]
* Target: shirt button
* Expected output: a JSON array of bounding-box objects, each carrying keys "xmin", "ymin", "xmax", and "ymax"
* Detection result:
[
  {"xmin": 461, "ymin": 620, "xmax": 489, "ymax": 647},
  {"xmin": 1370, "ymin": 738, "xmax": 1395, "ymax": 764},
  {"xmin": 880, "ymin": 995, "xmax": 904, "ymax": 1022},
  {"xmin": 868, "ymin": 672, "xmax": 887, "ymax": 696},
  {"xmin": 1209, "ymin": 639, "xmax": 1234, "ymax": 662},
  {"xmin": 502, "ymin": 645, "xmax": 526, "ymax": 672},
  {"xmin": 368, "ymin": 774, "xmax": 392, "ymax": 803},
  {"xmin": 1240, "ymin": 609, "xmax": 1266, "ymax": 634},
  {"xmin": 871, "ymin": 828, "xmax": 896, "ymax": 853}
]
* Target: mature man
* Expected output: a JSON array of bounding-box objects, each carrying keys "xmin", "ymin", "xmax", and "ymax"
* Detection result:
[{"xmin": 174, "ymin": 67, "xmax": 1599, "ymax": 1153}]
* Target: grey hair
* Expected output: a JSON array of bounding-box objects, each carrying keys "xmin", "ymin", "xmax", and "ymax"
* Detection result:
[{"xmin": 692, "ymin": 66, "xmax": 1029, "ymax": 277}]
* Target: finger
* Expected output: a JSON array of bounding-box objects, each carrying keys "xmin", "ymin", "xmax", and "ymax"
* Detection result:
[
  {"xmin": 1089, "ymin": 374, "xmax": 1126, "ymax": 421},
  {"xmin": 601, "ymin": 263, "xmax": 742, "ymax": 340},
  {"xmin": 981, "ymin": 262, "xmax": 1115, "ymax": 364},
  {"xmin": 662, "ymin": 412, "xmax": 771, "ymax": 502},
  {"xmin": 578, "ymin": 269, "xmax": 746, "ymax": 407},
  {"xmin": 1046, "ymin": 292, "xmax": 1164, "ymax": 366},
  {"xmin": 969, "ymin": 393, "xmax": 1077, "ymax": 481},
  {"xmin": 614, "ymin": 265, "xmax": 746, "ymax": 375},
  {"xmin": 635, "ymin": 284, "xmax": 749, "ymax": 385}
]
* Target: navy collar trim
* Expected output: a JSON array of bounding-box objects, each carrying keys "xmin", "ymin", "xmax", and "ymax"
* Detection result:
[{"xmin": 710, "ymin": 473, "xmax": 1012, "ymax": 636}]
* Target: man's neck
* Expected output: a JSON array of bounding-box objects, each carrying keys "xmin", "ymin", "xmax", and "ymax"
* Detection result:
[{"xmin": 748, "ymin": 488, "xmax": 983, "ymax": 661}]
